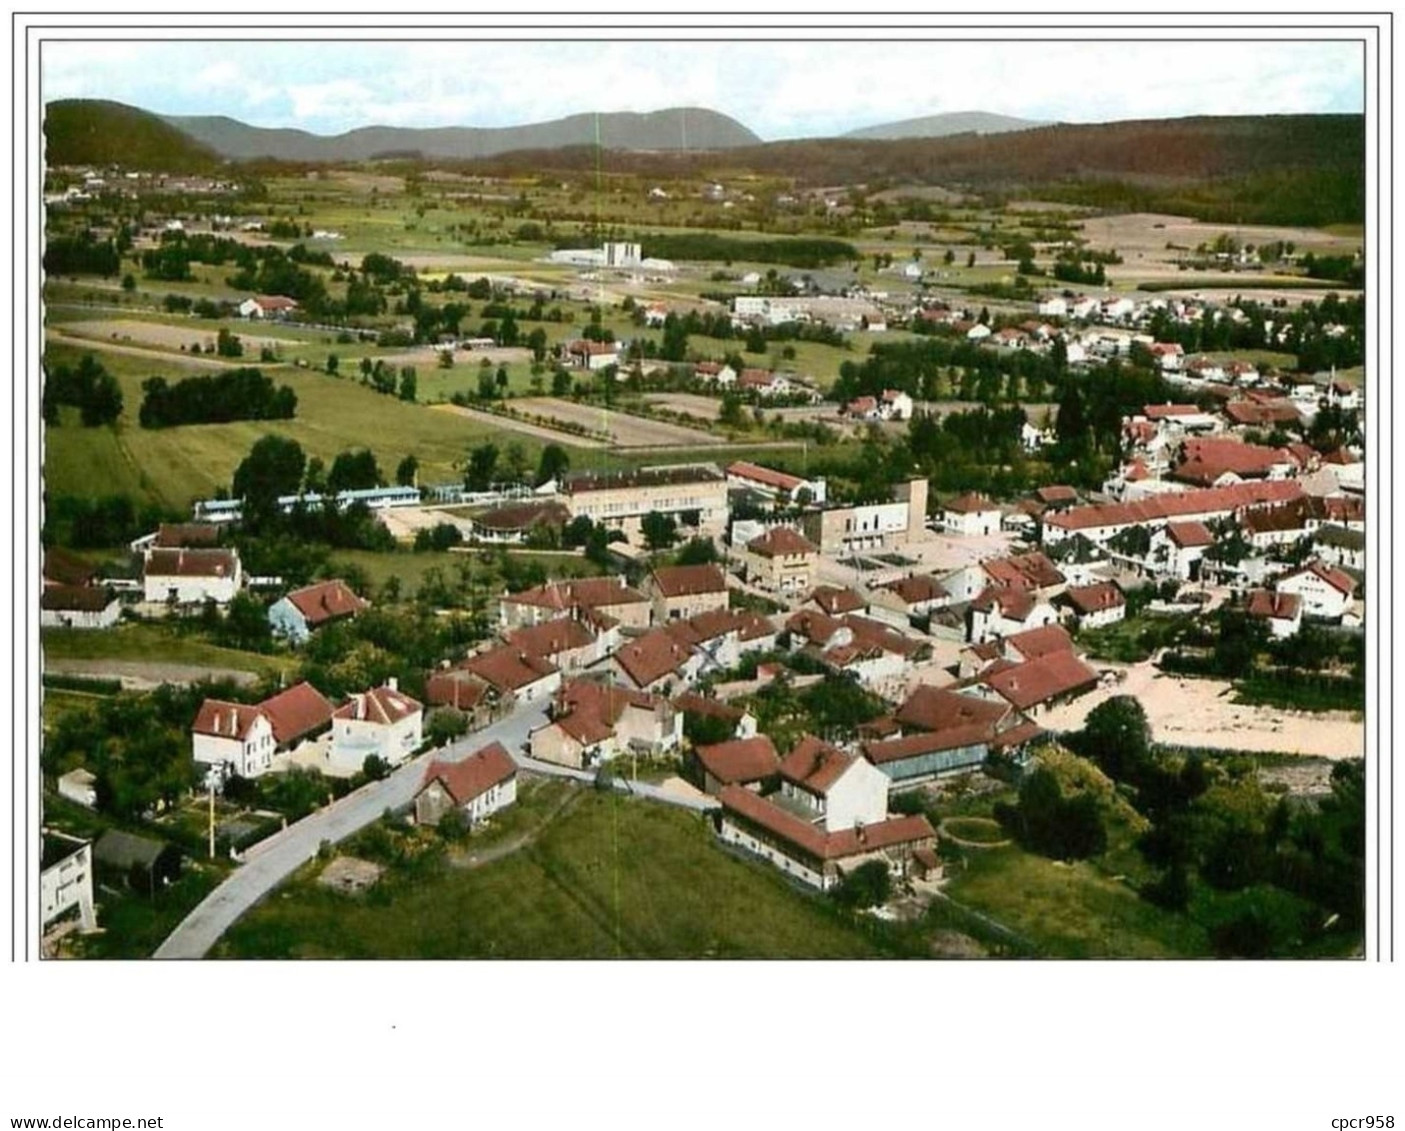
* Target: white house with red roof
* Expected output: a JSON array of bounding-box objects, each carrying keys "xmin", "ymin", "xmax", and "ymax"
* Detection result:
[
  {"xmin": 192, "ymin": 701, "xmax": 275, "ymax": 780},
  {"xmin": 1275, "ymin": 562, "xmax": 1357, "ymax": 620},
  {"xmin": 413, "ymin": 743, "xmax": 518, "ymax": 828},
  {"xmin": 1245, "ymin": 590, "xmax": 1303, "ymax": 638},
  {"xmin": 268, "ymin": 578, "xmax": 370, "ymax": 644},
  {"xmin": 1059, "ymin": 581, "xmax": 1126, "ymax": 630},
  {"xmin": 238, "ymin": 294, "xmax": 299, "ymax": 320},
  {"xmin": 1150, "ymin": 521, "xmax": 1218, "ymax": 582},
  {"xmin": 565, "ymin": 339, "xmax": 620, "ymax": 370},
  {"xmin": 329, "ymin": 679, "xmax": 424, "ymax": 774},
  {"xmin": 726, "ymin": 460, "xmax": 827, "ymax": 504},
  {"xmin": 968, "ymin": 586, "xmax": 1060, "ymax": 643}
]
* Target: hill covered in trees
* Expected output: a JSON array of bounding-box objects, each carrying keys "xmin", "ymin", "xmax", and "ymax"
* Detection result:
[{"xmin": 44, "ymin": 99, "xmax": 221, "ymax": 171}]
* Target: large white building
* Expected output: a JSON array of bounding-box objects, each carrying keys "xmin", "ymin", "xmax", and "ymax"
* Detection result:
[
  {"xmin": 142, "ymin": 547, "xmax": 242, "ymax": 605},
  {"xmin": 192, "ymin": 701, "xmax": 276, "ymax": 780}
]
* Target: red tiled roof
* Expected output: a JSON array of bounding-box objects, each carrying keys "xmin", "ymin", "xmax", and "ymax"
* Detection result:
[
  {"xmin": 259, "ymin": 681, "xmax": 334, "ymax": 746},
  {"xmin": 503, "ymin": 616, "xmax": 596, "ymax": 660},
  {"xmin": 747, "ymin": 526, "xmax": 817, "ymax": 557},
  {"xmin": 1034, "ymin": 485, "xmax": 1079, "ymax": 505},
  {"xmin": 971, "ymin": 585, "xmax": 1038, "ymax": 621},
  {"xmin": 466, "ymin": 645, "xmax": 560, "ymax": 694},
  {"xmin": 983, "ymin": 552, "xmax": 1064, "ymax": 591},
  {"xmin": 895, "ymin": 685, "xmax": 1010, "ymax": 735},
  {"xmin": 672, "ymin": 692, "xmax": 745, "ymax": 723},
  {"xmin": 695, "ymin": 735, "xmax": 780, "ymax": 784},
  {"xmin": 41, "ymin": 584, "xmax": 115, "ymax": 612},
  {"xmin": 881, "ymin": 574, "xmax": 948, "ymax": 606},
  {"xmin": 419, "ymin": 742, "xmax": 516, "ymax": 805},
  {"xmin": 1142, "ymin": 403, "xmax": 1202, "ymax": 420},
  {"xmin": 726, "ymin": 461, "xmax": 805, "ymax": 492},
  {"xmin": 193, "ymin": 699, "xmax": 265, "ymax": 741},
  {"xmin": 1003, "ymin": 623, "xmax": 1076, "ymax": 660},
  {"xmin": 778, "ymin": 735, "xmax": 855, "ymax": 795},
  {"xmin": 424, "ymin": 670, "xmax": 490, "ymax": 711},
  {"xmin": 944, "ymin": 492, "xmax": 997, "ymax": 515},
  {"xmin": 1246, "ymin": 590, "xmax": 1301, "ymax": 621},
  {"xmin": 810, "ymin": 586, "xmax": 867, "ymax": 615},
  {"xmin": 1279, "ymin": 561, "xmax": 1357, "ymax": 597},
  {"xmin": 839, "ymin": 614, "xmax": 922, "ymax": 659},
  {"xmin": 650, "ymin": 563, "xmax": 727, "ymax": 599},
  {"xmin": 1225, "ymin": 400, "xmax": 1301, "ymax": 427},
  {"xmin": 1165, "ymin": 521, "xmax": 1216, "ymax": 548},
  {"xmin": 1173, "ymin": 437, "xmax": 1295, "ymax": 486},
  {"xmin": 786, "ymin": 608, "xmax": 845, "ymax": 647},
  {"xmin": 864, "ymin": 724, "xmax": 997, "ymax": 763},
  {"xmin": 613, "ymin": 629, "xmax": 692, "ymax": 688},
  {"xmin": 472, "ymin": 501, "xmax": 570, "ymax": 532},
  {"xmin": 718, "ymin": 786, "xmax": 935, "ymax": 862},
  {"xmin": 1062, "ymin": 582, "xmax": 1126, "ymax": 616},
  {"xmin": 982, "ymin": 652, "xmax": 1100, "ymax": 710},
  {"xmin": 285, "ymin": 579, "xmax": 369, "ymax": 627},
  {"xmin": 332, "ymin": 684, "xmax": 423, "ymax": 726},
  {"xmin": 1240, "ymin": 503, "xmax": 1308, "ymax": 536},
  {"xmin": 154, "ymin": 523, "xmax": 221, "ymax": 548},
  {"xmin": 567, "ymin": 339, "xmax": 618, "ymax": 356},
  {"xmin": 144, "ymin": 548, "xmax": 238, "ymax": 579},
  {"xmin": 253, "ymin": 294, "xmax": 298, "ymax": 311},
  {"xmin": 504, "ymin": 577, "xmax": 647, "ymax": 611},
  {"xmin": 1046, "ymin": 480, "xmax": 1303, "ymax": 532}
]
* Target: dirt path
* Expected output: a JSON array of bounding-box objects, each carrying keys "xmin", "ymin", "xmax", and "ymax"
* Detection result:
[{"xmin": 447, "ymin": 780, "xmax": 582, "ymax": 870}]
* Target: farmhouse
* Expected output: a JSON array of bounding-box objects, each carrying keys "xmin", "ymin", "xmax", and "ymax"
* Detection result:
[
  {"xmin": 142, "ymin": 547, "xmax": 242, "ymax": 605},
  {"xmin": 716, "ymin": 785, "xmax": 936, "ymax": 891},
  {"xmin": 414, "ymin": 743, "xmax": 518, "ymax": 828},
  {"xmin": 238, "ymin": 294, "xmax": 299, "ymax": 320},
  {"xmin": 40, "ymin": 585, "xmax": 120, "ymax": 630}
]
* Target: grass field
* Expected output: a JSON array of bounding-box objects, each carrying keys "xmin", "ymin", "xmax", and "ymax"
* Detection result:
[
  {"xmin": 216, "ymin": 786, "xmax": 892, "ymax": 959},
  {"xmin": 327, "ymin": 546, "xmax": 604, "ymax": 599},
  {"xmin": 42, "ymin": 622, "xmax": 291, "ymax": 679},
  {"xmin": 44, "ymin": 338, "xmax": 525, "ymax": 509},
  {"xmin": 942, "ymin": 843, "xmax": 1210, "ymax": 958}
]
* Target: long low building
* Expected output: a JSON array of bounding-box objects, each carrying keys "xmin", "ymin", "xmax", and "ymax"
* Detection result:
[
  {"xmin": 560, "ymin": 464, "xmax": 730, "ymax": 541},
  {"xmin": 1041, "ymin": 480, "xmax": 1303, "ymax": 544},
  {"xmin": 716, "ymin": 785, "xmax": 936, "ymax": 890}
]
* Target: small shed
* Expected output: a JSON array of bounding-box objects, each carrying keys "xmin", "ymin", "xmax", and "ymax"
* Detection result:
[{"xmin": 93, "ymin": 829, "xmax": 182, "ymax": 894}]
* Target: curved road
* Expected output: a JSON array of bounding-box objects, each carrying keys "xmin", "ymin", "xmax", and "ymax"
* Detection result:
[{"xmin": 155, "ymin": 701, "xmax": 717, "ymax": 959}]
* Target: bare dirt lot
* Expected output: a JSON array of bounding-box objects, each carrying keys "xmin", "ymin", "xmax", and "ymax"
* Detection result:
[
  {"xmin": 644, "ymin": 392, "xmax": 725, "ymax": 421},
  {"xmin": 1039, "ymin": 660, "xmax": 1364, "ymax": 760},
  {"xmin": 429, "ymin": 402, "xmax": 608, "ymax": 448},
  {"xmin": 58, "ymin": 318, "xmax": 303, "ymax": 354},
  {"xmin": 514, "ymin": 397, "xmax": 723, "ymax": 448}
]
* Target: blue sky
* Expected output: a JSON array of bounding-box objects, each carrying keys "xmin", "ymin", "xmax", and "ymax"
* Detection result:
[{"xmin": 42, "ymin": 40, "xmax": 1364, "ymax": 139}]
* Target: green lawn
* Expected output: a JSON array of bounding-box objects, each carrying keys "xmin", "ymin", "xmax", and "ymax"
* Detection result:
[
  {"xmin": 941, "ymin": 843, "xmax": 1210, "ymax": 958},
  {"xmin": 216, "ymin": 787, "xmax": 893, "ymax": 959},
  {"xmin": 328, "ymin": 547, "xmax": 603, "ymax": 600},
  {"xmin": 43, "ymin": 339, "xmax": 535, "ymax": 510},
  {"xmin": 42, "ymin": 622, "xmax": 293, "ymax": 679}
]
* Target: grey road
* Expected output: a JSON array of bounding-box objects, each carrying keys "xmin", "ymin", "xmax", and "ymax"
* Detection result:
[{"xmin": 153, "ymin": 700, "xmax": 550, "ymax": 960}]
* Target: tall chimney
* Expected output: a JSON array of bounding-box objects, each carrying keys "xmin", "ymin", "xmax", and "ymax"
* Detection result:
[{"xmin": 387, "ymin": 676, "xmax": 398, "ymax": 692}]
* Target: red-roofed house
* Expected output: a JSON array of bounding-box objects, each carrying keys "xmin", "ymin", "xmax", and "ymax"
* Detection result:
[
  {"xmin": 1275, "ymin": 562, "xmax": 1357, "ymax": 620},
  {"xmin": 611, "ymin": 629, "xmax": 699, "ymax": 693},
  {"xmin": 716, "ymin": 785, "xmax": 936, "ymax": 890},
  {"xmin": 329, "ymin": 679, "xmax": 424, "ymax": 774},
  {"xmin": 258, "ymin": 681, "xmax": 335, "ymax": 751},
  {"xmin": 565, "ymin": 339, "xmax": 620, "ymax": 370},
  {"xmin": 269, "ymin": 579, "xmax": 370, "ymax": 644},
  {"xmin": 1151, "ymin": 521, "xmax": 1217, "ymax": 582},
  {"xmin": 529, "ymin": 679, "xmax": 681, "ymax": 769},
  {"xmin": 465, "ymin": 643, "xmax": 563, "ymax": 704},
  {"xmin": 726, "ymin": 460, "xmax": 826, "ymax": 504},
  {"xmin": 1171, "ymin": 437, "xmax": 1299, "ymax": 488},
  {"xmin": 499, "ymin": 577, "xmax": 651, "ymax": 630},
  {"xmin": 805, "ymin": 585, "xmax": 867, "ymax": 617},
  {"xmin": 777, "ymin": 735, "xmax": 890, "ymax": 833},
  {"xmin": 693, "ymin": 735, "xmax": 781, "ymax": 795},
  {"xmin": 968, "ymin": 585, "xmax": 1059, "ymax": 643},
  {"xmin": 414, "ymin": 743, "xmax": 518, "ymax": 827},
  {"xmin": 980, "ymin": 651, "xmax": 1100, "ymax": 716},
  {"xmin": 1059, "ymin": 581, "xmax": 1126, "ymax": 630},
  {"xmin": 869, "ymin": 573, "xmax": 950, "ymax": 626},
  {"xmin": 503, "ymin": 615, "xmax": 613, "ymax": 673},
  {"xmin": 1245, "ymin": 590, "xmax": 1303, "ymax": 638},
  {"xmin": 1043, "ymin": 480, "xmax": 1304, "ymax": 546},
  {"xmin": 41, "ymin": 584, "xmax": 121, "ymax": 630},
  {"xmin": 192, "ymin": 701, "xmax": 275, "ymax": 780}
]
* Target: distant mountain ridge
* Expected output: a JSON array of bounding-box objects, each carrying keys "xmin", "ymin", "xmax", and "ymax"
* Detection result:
[
  {"xmin": 160, "ymin": 106, "xmax": 761, "ymax": 161},
  {"xmin": 844, "ymin": 111, "xmax": 1049, "ymax": 139}
]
